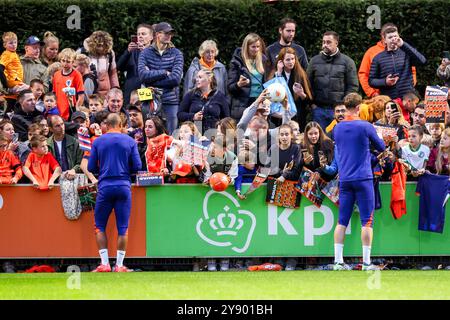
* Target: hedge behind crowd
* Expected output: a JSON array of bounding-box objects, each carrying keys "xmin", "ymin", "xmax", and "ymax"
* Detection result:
[{"xmin": 1, "ymin": 0, "xmax": 449, "ymax": 97}]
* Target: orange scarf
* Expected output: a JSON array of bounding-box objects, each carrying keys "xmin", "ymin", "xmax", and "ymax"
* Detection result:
[{"xmin": 199, "ymin": 57, "xmax": 216, "ymax": 70}]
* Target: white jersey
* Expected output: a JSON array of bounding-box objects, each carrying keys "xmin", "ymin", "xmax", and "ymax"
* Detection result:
[{"xmin": 401, "ymin": 143, "xmax": 430, "ymax": 170}]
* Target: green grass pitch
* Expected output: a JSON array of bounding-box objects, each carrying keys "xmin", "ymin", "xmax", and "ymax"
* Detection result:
[{"xmin": 1, "ymin": 271, "xmax": 450, "ymax": 300}]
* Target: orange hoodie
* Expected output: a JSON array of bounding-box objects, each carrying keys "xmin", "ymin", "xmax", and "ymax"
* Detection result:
[{"xmin": 358, "ymin": 41, "xmax": 417, "ymax": 98}]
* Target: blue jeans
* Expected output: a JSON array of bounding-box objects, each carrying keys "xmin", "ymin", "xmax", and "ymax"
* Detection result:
[
  {"xmin": 312, "ymin": 106, "xmax": 335, "ymax": 131},
  {"xmin": 163, "ymin": 104, "xmax": 178, "ymax": 134}
]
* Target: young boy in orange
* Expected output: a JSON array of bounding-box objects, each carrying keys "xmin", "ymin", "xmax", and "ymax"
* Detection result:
[
  {"xmin": 0, "ymin": 32, "xmax": 24, "ymax": 89},
  {"xmin": 23, "ymin": 135, "xmax": 62, "ymax": 190},
  {"xmin": 52, "ymin": 48, "xmax": 85, "ymax": 121},
  {"xmin": 0, "ymin": 133, "xmax": 23, "ymax": 184}
]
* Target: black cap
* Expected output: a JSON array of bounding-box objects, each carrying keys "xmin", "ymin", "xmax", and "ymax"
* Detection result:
[
  {"xmin": 154, "ymin": 22, "xmax": 175, "ymax": 33},
  {"xmin": 71, "ymin": 111, "xmax": 87, "ymax": 121}
]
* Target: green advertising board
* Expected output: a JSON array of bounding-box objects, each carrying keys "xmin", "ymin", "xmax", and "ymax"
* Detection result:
[{"xmin": 146, "ymin": 183, "xmax": 450, "ymax": 257}]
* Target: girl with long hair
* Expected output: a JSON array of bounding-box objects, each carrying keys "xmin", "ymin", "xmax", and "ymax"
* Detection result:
[
  {"xmin": 302, "ymin": 121, "xmax": 335, "ymax": 180},
  {"xmin": 268, "ymin": 47, "xmax": 313, "ymax": 130},
  {"xmin": 427, "ymin": 128, "xmax": 450, "ymax": 175}
]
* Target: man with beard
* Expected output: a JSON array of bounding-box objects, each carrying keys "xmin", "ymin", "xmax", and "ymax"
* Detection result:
[
  {"xmin": 326, "ymin": 103, "xmax": 347, "ymax": 140},
  {"xmin": 266, "ymin": 18, "xmax": 308, "ymax": 71},
  {"xmin": 127, "ymin": 104, "xmax": 146, "ymax": 170},
  {"xmin": 307, "ymin": 31, "xmax": 358, "ymax": 131},
  {"xmin": 412, "ymin": 104, "xmax": 430, "ymax": 135}
]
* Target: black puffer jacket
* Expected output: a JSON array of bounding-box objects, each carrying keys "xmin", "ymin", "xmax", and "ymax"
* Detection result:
[
  {"xmin": 227, "ymin": 48, "xmax": 266, "ymax": 121},
  {"xmin": 307, "ymin": 50, "xmax": 358, "ymax": 107}
]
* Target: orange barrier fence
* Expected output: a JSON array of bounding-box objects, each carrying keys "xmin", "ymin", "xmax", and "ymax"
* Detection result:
[{"xmin": 0, "ymin": 186, "xmax": 146, "ymax": 258}]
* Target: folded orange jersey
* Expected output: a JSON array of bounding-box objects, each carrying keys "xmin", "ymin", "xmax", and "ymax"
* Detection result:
[{"xmin": 247, "ymin": 263, "xmax": 282, "ymax": 271}]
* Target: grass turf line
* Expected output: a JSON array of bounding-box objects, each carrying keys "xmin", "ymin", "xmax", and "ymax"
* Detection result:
[{"xmin": 0, "ymin": 271, "xmax": 449, "ymax": 300}]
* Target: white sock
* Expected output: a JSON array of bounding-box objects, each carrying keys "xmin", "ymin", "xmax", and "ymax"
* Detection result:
[
  {"xmin": 99, "ymin": 249, "xmax": 109, "ymax": 265},
  {"xmin": 334, "ymin": 243, "xmax": 344, "ymax": 264},
  {"xmin": 116, "ymin": 250, "xmax": 126, "ymax": 267},
  {"xmin": 363, "ymin": 246, "xmax": 371, "ymax": 265}
]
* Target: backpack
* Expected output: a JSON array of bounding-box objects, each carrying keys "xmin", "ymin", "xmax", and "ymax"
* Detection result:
[
  {"xmin": 83, "ymin": 72, "xmax": 99, "ymax": 94},
  {"xmin": 78, "ymin": 46, "xmax": 114, "ymax": 94}
]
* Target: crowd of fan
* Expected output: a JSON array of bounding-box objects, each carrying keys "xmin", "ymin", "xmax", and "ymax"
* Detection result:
[
  {"xmin": 0, "ymin": 19, "xmax": 448, "ymax": 189},
  {"xmin": 1, "ymin": 17, "xmax": 450, "ymax": 271}
]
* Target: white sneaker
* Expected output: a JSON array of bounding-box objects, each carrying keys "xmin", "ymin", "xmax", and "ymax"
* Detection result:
[
  {"xmin": 362, "ymin": 263, "xmax": 382, "ymax": 271},
  {"xmin": 333, "ymin": 263, "xmax": 352, "ymax": 271},
  {"xmin": 207, "ymin": 259, "xmax": 217, "ymax": 271},
  {"xmin": 220, "ymin": 259, "xmax": 229, "ymax": 271}
]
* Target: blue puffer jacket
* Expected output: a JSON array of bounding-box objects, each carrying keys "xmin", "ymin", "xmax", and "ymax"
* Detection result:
[
  {"xmin": 369, "ymin": 42, "xmax": 426, "ymax": 99},
  {"xmin": 138, "ymin": 43, "xmax": 184, "ymax": 106}
]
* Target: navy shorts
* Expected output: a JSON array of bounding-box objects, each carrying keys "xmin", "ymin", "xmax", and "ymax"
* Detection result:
[
  {"xmin": 338, "ymin": 179, "xmax": 374, "ymax": 228},
  {"xmin": 94, "ymin": 185, "xmax": 132, "ymax": 236}
]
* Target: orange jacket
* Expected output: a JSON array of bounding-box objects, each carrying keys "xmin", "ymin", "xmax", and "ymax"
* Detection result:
[
  {"xmin": 390, "ymin": 161, "xmax": 407, "ymax": 219},
  {"xmin": 358, "ymin": 41, "xmax": 417, "ymax": 98}
]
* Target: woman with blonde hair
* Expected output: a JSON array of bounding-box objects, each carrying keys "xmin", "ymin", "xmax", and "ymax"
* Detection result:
[
  {"xmin": 178, "ymin": 69, "xmax": 229, "ymax": 134},
  {"xmin": 228, "ymin": 33, "xmax": 267, "ymax": 121},
  {"xmin": 41, "ymin": 31, "xmax": 59, "ymax": 67},
  {"xmin": 184, "ymin": 40, "xmax": 228, "ymax": 96},
  {"xmin": 375, "ymin": 100, "xmax": 410, "ymax": 140},
  {"xmin": 79, "ymin": 30, "xmax": 119, "ymax": 97}
]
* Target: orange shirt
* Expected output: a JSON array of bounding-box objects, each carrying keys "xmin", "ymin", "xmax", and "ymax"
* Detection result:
[
  {"xmin": 358, "ymin": 41, "xmax": 417, "ymax": 98},
  {"xmin": 0, "ymin": 50, "xmax": 23, "ymax": 88},
  {"xmin": 52, "ymin": 69, "xmax": 85, "ymax": 121},
  {"xmin": 0, "ymin": 150, "xmax": 23, "ymax": 182},
  {"xmin": 145, "ymin": 134, "xmax": 173, "ymax": 173},
  {"xmin": 24, "ymin": 152, "xmax": 60, "ymax": 187}
]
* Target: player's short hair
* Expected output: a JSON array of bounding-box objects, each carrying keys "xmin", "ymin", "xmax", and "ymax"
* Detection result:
[
  {"xmin": 105, "ymin": 113, "xmax": 122, "ymax": 128},
  {"xmin": 343, "ymin": 93, "xmax": 362, "ymax": 110}
]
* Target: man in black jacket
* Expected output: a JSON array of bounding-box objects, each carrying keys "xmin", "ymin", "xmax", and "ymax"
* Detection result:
[
  {"xmin": 10, "ymin": 89, "xmax": 43, "ymax": 141},
  {"xmin": 307, "ymin": 31, "xmax": 358, "ymax": 130}
]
